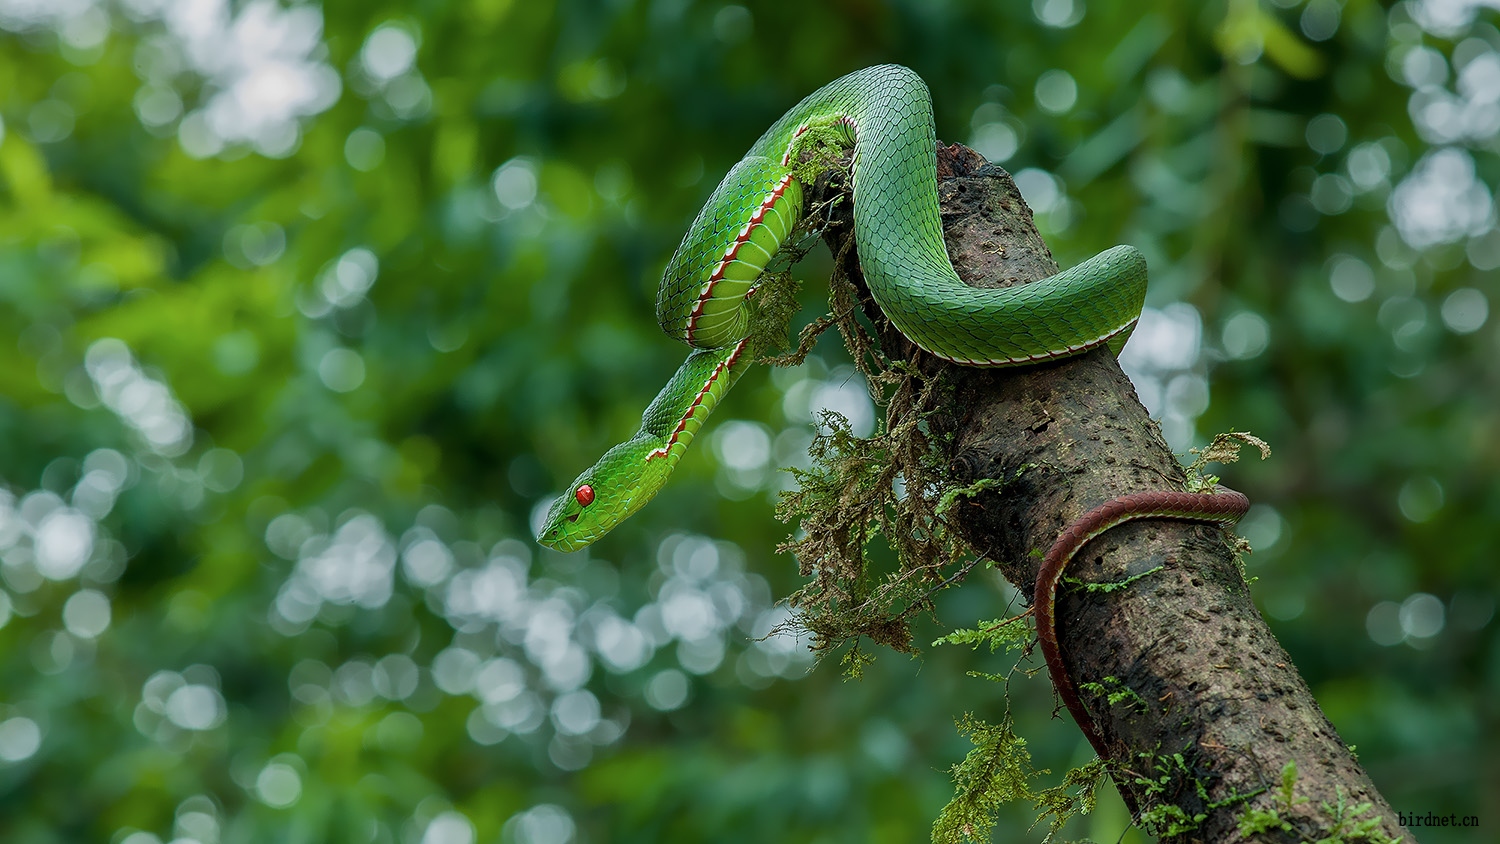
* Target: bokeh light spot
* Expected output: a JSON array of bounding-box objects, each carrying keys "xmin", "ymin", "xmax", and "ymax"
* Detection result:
[
  {"xmin": 1328, "ymin": 254, "xmax": 1376, "ymax": 303},
  {"xmin": 62, "ymin": 589, "xmax": 111, "ymax": 638},
  {"xmin": 1440, "ymin": 287, "xmax": 1488, "ymax": 333},
  {"xmin": 493, "ymin": 158, "xmax": 539, "ymax": 210},
  {"xmin": 503, "ymin": 804, "xmax": 575, "ymax": 844},
  {"xmin": 34, "ymin": 508, "xmax": 94, "ymax": 581},
  {"xmin": 255, "ymin": 762, "xmax": 302, "ymax": 808},
  {"xmin": 421, "ymin": 811, "xmax": 475, "ymax": 844},
  {"xmin": 712, "ymin": 5, "xmax": 752, "ymax": 43},
  {"xmin": 1400, "ymin": 592, "xmax": 1445, "ymax": 639},
  {"xmin": 345, "ymin": 127, "xmax": 386, "ymax": 172},
  {"xmin": 644, "ymin": 668, "xmax": 688, "ymax": 711},
  {"xmin": 1034, "ymin": 69, "xmax": 1078, "ymax": 114},
  {"xmin": 362, "ymin": 24, "xmax": 418, "ymax": 82},
  {"xmin": 1033, "ymin": 0, "xmax": 1084, "ymax": 28},
  {"xmin": 0, "ymin": 717, "xmax": 41, "ymax": 762},
  {"xmin": 1397, "ymin": 476, "xmax": 1444, "ymax": 522},
  {"xmin": 1366, "ymin": 601, "xmax": 1404, "ymax": 646},
  {"xmin": 318, "ymin": 348, "xmax": 366, "ymax": 392},
  {"xmin": 165, "ymin": 684, "xmax": 226, "ymax": 731},
  {"xmin": 1221, "ymin": 311, "xmax": 1270, "ymax": 359}
]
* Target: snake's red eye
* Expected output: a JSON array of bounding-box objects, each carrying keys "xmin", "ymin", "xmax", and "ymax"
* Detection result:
[{"xmin": 575, "ymin": 484, "xmax": 595, "ymax": 507}]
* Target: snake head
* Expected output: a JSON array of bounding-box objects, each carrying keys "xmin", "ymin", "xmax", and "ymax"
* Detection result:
[
  {"xmin": 535, "ymin": 438, "xmax": 673, "ymax": 552},
  {"xmin": 535, "ymin": 468, "xmax": 612, "ymax": 552}
]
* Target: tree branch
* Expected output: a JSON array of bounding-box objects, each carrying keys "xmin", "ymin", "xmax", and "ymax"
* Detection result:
[{"xmin": 821, "ymin": 143, "xmax": 1406, "ymax": 843}]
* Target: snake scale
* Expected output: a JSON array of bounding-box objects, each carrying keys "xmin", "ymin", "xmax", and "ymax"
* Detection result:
[{"xmin": 535, "ymin": 65, "xmax": 1249, "ymax": 757}]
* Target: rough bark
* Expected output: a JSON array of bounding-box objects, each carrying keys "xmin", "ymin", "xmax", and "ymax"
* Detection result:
[{"xmin": 822, "ymin": 143, "xmax": 1408, "ymax": 843}]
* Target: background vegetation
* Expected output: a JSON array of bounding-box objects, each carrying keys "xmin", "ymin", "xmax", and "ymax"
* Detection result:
[{"xmin": 0, "ymin": 0, "xmax": 1494, "ymax": 841}]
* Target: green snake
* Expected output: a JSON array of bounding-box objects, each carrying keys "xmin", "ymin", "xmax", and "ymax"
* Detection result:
[
  {"xmin": 535, "ymin": 64, "xmax": 1152, "ymax": 551},
  {"xmin": 535, "ymin": 65, "xmax": 1248, "ymax": 756}
]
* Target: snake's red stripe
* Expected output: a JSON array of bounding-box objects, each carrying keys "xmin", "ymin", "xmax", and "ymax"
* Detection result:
[
  {"xmin": 684, "ymin": 174, "xmax": 795, "ymax": 345},
  {"xmin": 646, "ymin": 338, "xmax": 750, "ymax": 461},
  {"xmin": 1034, "ymin": 488, "xmax": 1250, "ymax": 760}
]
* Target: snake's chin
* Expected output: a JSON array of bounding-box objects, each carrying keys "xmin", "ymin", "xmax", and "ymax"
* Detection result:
[
  {"xmin": 537, "ymin": 529, "xmax": 581, "ymax": 552},
  {"xmin": 536, "ymin": 517, "xmax": 604, "ymax": 553}
]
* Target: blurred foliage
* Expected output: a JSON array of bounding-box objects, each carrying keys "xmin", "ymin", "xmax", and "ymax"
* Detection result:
[{"xmin": 0, "ymin": 1, "xmax": 1496, "ymax": 842}]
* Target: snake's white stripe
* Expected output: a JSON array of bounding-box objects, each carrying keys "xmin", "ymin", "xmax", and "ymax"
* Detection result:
[
  {"xmin": 684, "ymin": 173, "xmax": 796, "ymax": 344},
  {"xmin": 646, "ymin": 338, "xmax": 750, "ymax": 461}
]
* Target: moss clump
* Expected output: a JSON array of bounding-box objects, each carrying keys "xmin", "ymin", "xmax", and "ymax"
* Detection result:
[
  {"xmin": 1236, "ymin": 761, "xmax": 1404, "ymax": 844},
  {"xmin": 773, "ymin": 239, "xmax": 971, "ymax": 657},
  {"xmin": 1183, "ymin": 430, "xmax": 1271, "ymax": 492},
  {"xmin": 932, "ymin": 713, "xmax": 1107, "ymax": 844},
  {"xmin": 786, "ymin": 116, "xmax": 857, "ymax": 187},
  {"xmin": 1077, "ymin": 676, "xmax": 1148, "ymax": 713}
]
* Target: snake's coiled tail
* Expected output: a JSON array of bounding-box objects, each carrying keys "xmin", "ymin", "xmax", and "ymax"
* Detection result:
[
  {"xmin": 538, "ymin": 65, "xmax": 1152, "ymax": 551},
  {"xmin": 1033, "ymin": 488, "xmax": 1251, "ymax": 760}
]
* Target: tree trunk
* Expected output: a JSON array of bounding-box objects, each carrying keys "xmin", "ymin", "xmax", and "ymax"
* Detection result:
[{"xmin": 822, "ymin": 143, "xmax": 1408, "ymax": 843}]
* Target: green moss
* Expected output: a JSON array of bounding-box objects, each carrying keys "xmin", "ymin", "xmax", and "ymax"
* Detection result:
[
  {"xmin": 1182, "ymin": 430, "xmax": 1271, "ymax": 492},
  {"xmin": 1138, "ymin": 803, "xmax": 1209, "ymax": 838},
  {"xmin": 930, "ymin": 603, "xmax": 1109, "ymax": 840},
  {"xmin": 786, "ymin": 116, "xmax": 857, "ymax": 186},
  {"xmin": 932, "ymin": 713, "xmax": 1106, "ymax": 844},
  {"xmin": 1077, "ymin": 676, "xmax": 1147, "ymax": 712},
  {"xmin": 1234, "ymin": 761, "xmax": 1403, "ymax": 844},
  {"xmin": 932, "ymin": 615, "xmax": 1034, "ymax": 655},
  {"xmin": 774, "ymin": 206, "xmax": 972, "ymax": 660},
  {"xmin": 1064, "ymin": 564, "xmax": 1165, "ymax": 595},
  {"xmin": 1183, "ymin": 430, "xmax": 1271, "ymax": 577},
  {"xmin": 934, "ymin": 476, "xmax": 1005, "ymax": 518}
]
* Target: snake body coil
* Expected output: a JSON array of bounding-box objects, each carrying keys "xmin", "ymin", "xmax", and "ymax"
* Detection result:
[{"xmin": 536, "ymin": 65, "xmax": 1149, "ymax": 551}]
